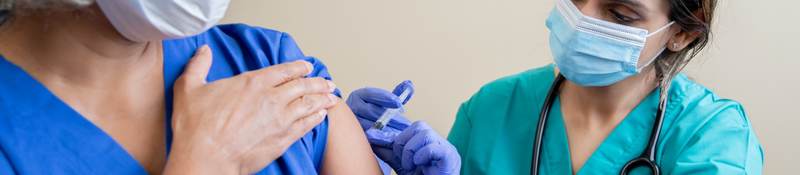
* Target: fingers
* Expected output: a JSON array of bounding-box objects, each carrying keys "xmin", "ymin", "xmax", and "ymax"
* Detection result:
[
  {"xmin": 386, "ymin": 115, "xmax": 412, "ymax": 131},
  {"xmin": 400, "ymin": 129, "xmax": 433, "ymax": 172},
  {"xmin": 391, "ymin": 80, "xmax": 415, "ymax": 105},
  {"xmin": 347, "ymin": 89, "xmax": 399, "ymax": 124},
  {"xmin": 373, "ymin": 146, "xmax": 401, "ymax": 171},
  {"xmin": 352, "ymin": 88, "xmax": 403, "ymax": 108},
  {"xmin": 286, "ymin": 93, "xmax": 339, "ymax": 120},
  {"xmin": 287, "ymin": 109, "xmax": 328, "ymax": 141},
  {"xmin": 412, "ymin": 143, "xmax": 443, "ymax": 166},
  {"xmin": 413, "ymin": 143, "xmax": 460, "ymax": 175},
  {"xmin": 393, "ymin": 121, "xmax": 434, "ymax": 171},
  {"xmin": 252, "ymin": 60, "xmax": 314, "ymax": 87},
  {"xmin": 393, "ymin": 121, "xmax": 431, "ymax": 148},
  {"xmin": 240, "ymin": 99, "xmax": 330, "ymax": 173},
  {"xmin": 365, "ymin": 128, "xmax": 398, "ymax": 147},
  {"xmin": 274, "ymin": 77, "xmax": 336, "ymax": 103},
  {"xmin": 177, "ymin": 45, "xmax": 213, "ymax": 89},
  {"xmin": 393, "ymin": 121, "xmax": 424, "ymax": 158}
]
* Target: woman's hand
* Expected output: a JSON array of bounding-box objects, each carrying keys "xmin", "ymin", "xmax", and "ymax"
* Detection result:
[{"xmin": 164, "ymin": 45, "xmax": 339, "ymax": 174}]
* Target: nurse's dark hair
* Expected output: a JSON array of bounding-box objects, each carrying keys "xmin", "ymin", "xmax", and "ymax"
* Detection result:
[{"xmin": 656, "ymin": 0, "xmax": 717, "ymax": 102}]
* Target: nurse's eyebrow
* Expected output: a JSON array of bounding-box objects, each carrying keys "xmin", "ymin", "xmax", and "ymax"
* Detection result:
[{"xmin": 609, "ymin": 0, "xmax": 648, "ymax": 11}]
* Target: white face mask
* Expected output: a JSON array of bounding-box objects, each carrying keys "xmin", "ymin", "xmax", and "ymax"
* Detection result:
[{"xmin": 97, "ymin": 0, "xmax": 231, "ymax": 42}]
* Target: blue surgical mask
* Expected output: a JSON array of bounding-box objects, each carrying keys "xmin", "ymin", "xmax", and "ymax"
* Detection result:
[{"xmin": 546, "ymin": 0, "xmax": 674, "ymax": 87}]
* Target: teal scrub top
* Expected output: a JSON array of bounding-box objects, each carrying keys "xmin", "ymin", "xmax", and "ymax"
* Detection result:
[{"xmin": 448, "ymin": 65, "xmax": 764, "ymax": 174}]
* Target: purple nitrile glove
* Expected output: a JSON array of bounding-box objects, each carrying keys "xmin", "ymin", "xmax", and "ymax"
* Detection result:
[
  {"xmin": 347, "ymin": 81, "xmax": 461, "ymax": 175},
  {"xmin": 347, "ymin": 80, "xmax": 415, "ymax": 132}
]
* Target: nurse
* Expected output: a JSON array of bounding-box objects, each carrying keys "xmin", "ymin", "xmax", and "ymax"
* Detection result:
[
  {"xmin": 0, "ymin": 0, "xmax": 381, "ymax": 174},
  {"xmin": 353, "ymin": 0, "xmax": 764, "ymax": 174}
]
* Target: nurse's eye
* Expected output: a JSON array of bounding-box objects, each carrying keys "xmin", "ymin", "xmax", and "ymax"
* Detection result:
[{"xmin": 609, "ymin": 9, "xmax": 638, "ymax": 24}]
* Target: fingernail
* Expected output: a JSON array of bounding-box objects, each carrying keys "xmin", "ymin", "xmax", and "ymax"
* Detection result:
[
  {"xmin": 326, "ymin": 81, "xmax": 336, "ymax": 92},
  {"xmin": 328, "ymin": 94, "xmax": 339, "ymax": 103},
  {"xmin": 301, "ymin": 61, "xmax": 313, "ymax": 74},
  {"xmin": 198, "ymin": 45, "xmax": 209, "ymax": 54},
  {"xmin": 193, "ymin": 45, "xmax": 210, "ymax": 57},
  {"xmin": 313, "ymin": 110, "xmax": 328, "ymax": 121}
]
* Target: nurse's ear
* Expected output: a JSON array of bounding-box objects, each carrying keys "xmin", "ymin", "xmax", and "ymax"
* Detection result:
[
  {"xmin": 667, "ymin": 10, "xmax": 708, "ymax": 52},
  {"xmin": 667, "ymin": 29, "xmax": 702, "ymax": 52}
]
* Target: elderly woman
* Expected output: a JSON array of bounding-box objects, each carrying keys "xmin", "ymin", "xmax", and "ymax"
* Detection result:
[{"xmin": 0, "ymin": 0, "xmax": 381, "ymax": 174}]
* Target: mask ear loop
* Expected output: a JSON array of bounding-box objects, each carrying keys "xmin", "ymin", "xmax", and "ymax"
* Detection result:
[
  {"xmin": 638, "ymin": 21, "xmax": 676, "ymax": 71},
  {"xmin": 646, "ymin": 21, "xmax": 676, "ymax": 37},
  {"xmin": 636, "ymin": 46, "xmax": 667, "ymax": 72}
]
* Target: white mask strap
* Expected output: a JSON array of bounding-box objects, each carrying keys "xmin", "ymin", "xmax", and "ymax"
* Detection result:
[
  {"xmin": 646, "ymin": 21, "xmax": 676, "ymax": 37},
  {"xmin": 637, "ymin": 46, "xmax": 667, "ymax": 71}
]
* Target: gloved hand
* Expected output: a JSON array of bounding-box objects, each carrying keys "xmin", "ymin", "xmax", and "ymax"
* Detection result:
[
  {"xmin": 347, "ymin": 81, "xmax": 461, "ymax": 175},
  {"xmin": 347, "ymin": 80, "xmax": 415, "ymax": 132}
]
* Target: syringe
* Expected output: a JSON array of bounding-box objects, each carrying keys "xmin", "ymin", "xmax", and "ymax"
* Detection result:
[{"xmin": 371, "ymin": 88, "xmax": 412, "ymax": 130}]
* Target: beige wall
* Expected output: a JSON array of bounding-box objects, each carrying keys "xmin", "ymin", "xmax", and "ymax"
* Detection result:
[{"xmin": 222, "ymin": 0, "xmax": 799, "ymax": 173}]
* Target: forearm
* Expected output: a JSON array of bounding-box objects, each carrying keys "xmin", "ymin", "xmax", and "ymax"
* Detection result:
[{"xmin": 321, "ymin": 101, "xmax": 382, "ymax": 174}]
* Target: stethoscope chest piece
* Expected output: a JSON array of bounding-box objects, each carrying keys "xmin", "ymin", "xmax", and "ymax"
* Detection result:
[{"xmin": 620, "ymin": 157, "xmax": 660, "ymax": 175}]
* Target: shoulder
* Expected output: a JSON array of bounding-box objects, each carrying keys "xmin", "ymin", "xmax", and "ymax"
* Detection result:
[
  {"xmin": 164, "ymin": 23, "xmax": 334, "ymax": 82},
  {"xmin": 197, "ymin": 23, "xmax": 307, "ymax": 64},
  {"xmin": 660, "ymin": 74, "xmax": 764, "ymax": 173},
  {"xmin": 664, "ymin": 74, "xmax": 753, "ymax": 132},
  {"xmin": 163, "ymin": 23, "xmax": 310, "ymax": 67},
  {"xmin": 165, "ymin": 24, "xmax": 335, "ymax": 170}
]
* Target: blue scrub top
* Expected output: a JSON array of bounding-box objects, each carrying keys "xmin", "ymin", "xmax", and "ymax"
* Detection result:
[{"xmin": 0, "ymin": 24, "xmax": 337, "ymax": 174}]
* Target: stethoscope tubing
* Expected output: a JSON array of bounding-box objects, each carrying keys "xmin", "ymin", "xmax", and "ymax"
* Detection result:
[{"xmin": 530, "ymin": 74, "xmax": 667, "ymax": 175}]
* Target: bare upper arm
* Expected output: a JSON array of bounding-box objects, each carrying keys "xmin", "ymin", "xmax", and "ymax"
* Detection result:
[{"xmin": 321, "ymin": 101, "xmax": 382, "ymax": 174}]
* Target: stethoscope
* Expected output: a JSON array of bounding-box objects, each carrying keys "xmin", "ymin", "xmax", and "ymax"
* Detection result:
[{"xmin": 530, "ymin": 74, "xmax": 668, "ymax": 175}]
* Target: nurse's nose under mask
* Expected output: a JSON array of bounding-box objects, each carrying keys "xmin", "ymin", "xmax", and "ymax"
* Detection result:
[
  {"xmin": 547, "ymin": 0, "xmax": 674, "ymax": 87},
  {"xmin": 97, "ymin": 0, "xmax": 231, "ymax": 42}
]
